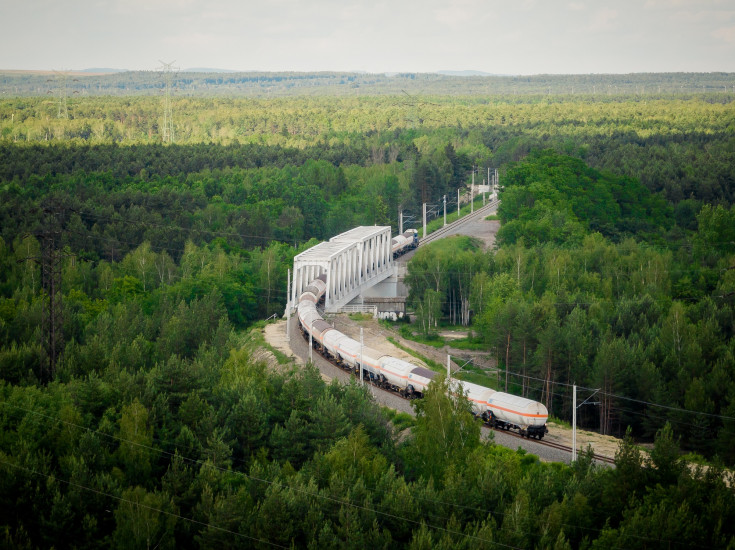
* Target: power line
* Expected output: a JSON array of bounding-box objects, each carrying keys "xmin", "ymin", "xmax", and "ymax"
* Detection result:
[
  {"xmin": 1, "ymin": 397, "xmax": 706, "ymax": 550},
  {"xmin": 444, "ymin": 358, "xmax": 735, "ymax": 425},
  {"xmin": 0, "ymin": 458, "xmax": 288, "ymax": 549},
  {"xmin": 0, "ymin": 399, "xmax": 522, "ymax": 549},
  {"xmin": 2, "ymin": 374, "xmax": 720, "ymax": 550},
  {"xmin": 14, "ymin": 205, "xmax": 735, "ymax": 434}
]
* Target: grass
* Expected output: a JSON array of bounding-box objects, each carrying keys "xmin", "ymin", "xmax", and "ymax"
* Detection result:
[
  {"xmin": 454, "ymin": 360, "xmax": 498, "ymax": 388},
  {"xmin": 396, "ymin": 323, "xmax": 489, "ymax": 352},
  {"xmin": 485, "ymin": 214, "xmax": 500, "ymax": 221},
  {"xmin": 387, "ymin": 335, "xmax": 500, "ymax": 390},
  {"xmin": 386, "ymin": 336, "xmax": 445, "ymax": 374},
  {"xmin": 548, "ymin": 416, "xmax": 571, "ymax": 429},
  {"xmin": 247, "ymin": 323, "xmax": 294, "ymax": 365},
  {"xmin": 398, "ymin": 325, "xmax": 445, "ymax": 348},
  {"xmin": 348, "ymin": 312, "xmax": 373, "ymax": 321},
  {"xmin": 423, "ymin": 195, "xmax": 489, "ymax": 236},
  {"xmin": 382, "ymin": 407, "xmax": 416, "ymax": 431},
  {"xmin": 445, "ymin": 338, "xmax": 487, "ymax": 351},
  {"xmin": 454, "ymin": 371, "xmax": 497, "ymax": 388},
  {"xmin": 262, "ymin": 341, "xmax": 294, "ymax": 365}
]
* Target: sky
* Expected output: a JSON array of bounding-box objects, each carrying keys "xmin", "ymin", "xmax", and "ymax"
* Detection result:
[{"xmin": 1, "ymin": 0, "xmax": 734, "ymax": 74}]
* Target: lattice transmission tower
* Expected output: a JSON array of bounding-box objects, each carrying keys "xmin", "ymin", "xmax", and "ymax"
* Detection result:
[
  {"xmin": 47, "ymin": 70, "xmax": 70, "ymax": 119},
  {"xmin": 18, "ymin": 201, "xmax": 72, "ymax": 382},
  {"xmin": 157, "ymin": 60, "xmax": 179, "ymax": 143},
  {"xmin": 39, "ymin": 206, "xmax": 65, "ymax": 381}
]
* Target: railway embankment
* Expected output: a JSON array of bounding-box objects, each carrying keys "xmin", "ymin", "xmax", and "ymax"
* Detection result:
[{"xmin": 263, "ymin": 316, "xmax": 621, "ymax": 465}]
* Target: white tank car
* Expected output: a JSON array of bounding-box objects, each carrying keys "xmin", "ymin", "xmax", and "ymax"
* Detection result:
[
  {"xmin": 353, "ymin": 346, "xmax": 387, "ymax": 383},
  {"xmin": 298, "ymin": 305, "xmax": 322, "ymax": 335},
  {"xmin": 376, "ymin": 357, "xmax": 435, "ymax": 396},
  {"xmin": 309, "ymin": 319, "xmax": 333, "ymax": 345},
  {"xmin": 323, "ymin": 331, "xmax": 358, "ymax": 365},
  {"xmin": 391, "ymin": 235, "xmax": 411, "ymax": 255},
  {"xmin": 303, "ymin": 278, "xmax": 327, "ymax": 299},
  {"xmin": 322, "ymin": 332, "xmax": 383, "ymax": 374},
  {"xmin": 406, "ymin": 365, "xmax": 436, "ymax": 394},
  {"xmin": 453, "ymin": 380, "xmax": 497, "ymax": 416},
  {"xmin": 377, "ymin": 356, "xmax": 416, "ymax": 390},
  {"xmin": 486, "ymin": 392, "xmax": 548, "ymax": 437},
  {"xmin": 391, "ymin": 230, "xmax": 419, "ymax": 257}
]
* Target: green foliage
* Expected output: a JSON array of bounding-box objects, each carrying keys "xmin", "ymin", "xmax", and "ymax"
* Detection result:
[
  {"xmin": 397, "ymin": 325, "xmax": 445, "ymax": 348},
  {"xmin": 406, "ymin": 236, "xmax": 487, "ymax": 328},
  {"xmin": 404, "ymin": 374, "xmax": 481, "ymax": 483},
  {"xmin": 497, "ymin": 150, "xmax": 671, "ymax": 246},
  {"xmin": 382, "ymin": 408, "xmax": 416, "ymax": 432},
  {"xmin": 397, "ymin": 151, "xmax": 735, "ymax": 464},
  {"xmin": 1, "ymin": 84, "xmax": 734, "ymax": 549},
  {"xmin": 348, "ymin": 312, "xmax": 373, "ymax": 322}
]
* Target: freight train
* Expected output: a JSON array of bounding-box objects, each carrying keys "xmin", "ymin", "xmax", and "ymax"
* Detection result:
[{"xmin": 297, "ymin": 275, "xmax": 548, "ymax": 439}]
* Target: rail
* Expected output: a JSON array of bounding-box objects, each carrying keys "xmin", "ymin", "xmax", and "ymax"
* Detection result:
[{"xmin": 419, "ymin": 198, "xmax": 500, "ymax": 247}]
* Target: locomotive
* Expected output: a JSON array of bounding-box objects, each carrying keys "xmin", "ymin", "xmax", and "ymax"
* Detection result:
[{"xmin": 297, "ymin": 275, "xmax": 548, "ymax": 439}]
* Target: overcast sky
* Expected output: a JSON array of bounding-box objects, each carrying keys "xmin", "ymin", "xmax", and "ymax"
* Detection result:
[{"xmin": 1, "ymin": 0, "xmax": 734, "ymax": 74}]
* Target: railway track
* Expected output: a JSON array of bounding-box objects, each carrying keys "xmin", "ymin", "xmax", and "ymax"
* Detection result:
[
  {"xmin": 419, "ymin": 198, "xmax": 500, "ymax": 247},
  {"xmin": 497, "ymin": 427, "xmax": 616, "ymax": 465},
  {"xmin": 297, "ymin": 324, "xmax": 616, "ymax": 465}
]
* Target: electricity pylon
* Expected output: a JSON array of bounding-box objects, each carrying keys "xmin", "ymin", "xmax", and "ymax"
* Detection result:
[
  {"xmin": 399, "ymin": 89, "xmax": 438, "ymax": 129},
  {"xmin": 47, "ymin": 70, "xmax": 78, "ymax": 119},
  {"xmin": 18, "ymin": 201, "xmax": 72, "ymax": 382},
  {"xmin": 157, "ymin": 60, "xmax": 179, "ymax": 143}
]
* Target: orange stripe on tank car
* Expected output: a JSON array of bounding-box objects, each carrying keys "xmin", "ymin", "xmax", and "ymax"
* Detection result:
[
  {"xmin": 333, "ymin": 347, "xmax": 422, "ymax": 386},
  {"xmin": 488, "ymin": 404, "xmax": 547, "ymax": 419}
]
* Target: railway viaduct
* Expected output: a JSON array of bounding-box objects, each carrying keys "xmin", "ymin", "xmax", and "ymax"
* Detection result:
[{"xmin": 288, "ymin": 197, "xmax": 500, "ymax": 317}]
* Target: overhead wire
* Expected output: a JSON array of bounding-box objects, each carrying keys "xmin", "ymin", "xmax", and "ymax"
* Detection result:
[
  {"xmin": 1, "ymin": 395, "xmax": 711, "ymax": 550},
  {"xmin": 6, "ymin": 266, "xmax": 729, "ymax": 545},
  {"xmin": 0, "ymin": 398, "xmax": 524, "ymax": 550},
  {"xmin": 0, "ymin": 457, "xmax": 288, "ymax": 549},
  {"xmin": 13, "ymin": 182, "xmax": 735, "ymax": 460},
  {"xmin": 327, "ymin": 312, "xmax": 735, "ymax": 431},
  {"xmin": 463, "ymin": 361, "xmax": 735, "ymax": 423}
]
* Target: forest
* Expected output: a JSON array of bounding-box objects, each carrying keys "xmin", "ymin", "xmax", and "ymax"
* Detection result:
[
  {"xmin": 0, "ymin": 84, "xmax": 734, "ymax": 547},
  {"xmin": 3, "ymin": 69, "xmax": 734, "ymax": 96},
  {"xmin": 406, "ymin": 151, "xmax": 735, "ymax": 461}
]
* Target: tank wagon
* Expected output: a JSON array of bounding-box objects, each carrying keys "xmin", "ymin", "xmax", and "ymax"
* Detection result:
[
  {"xmin": 391, "ymin": 229, "xmax": 419, "ymax": 259},
  {"xmin": 296, "ymin": 274, "xmax": 548, "ymax": 439}
]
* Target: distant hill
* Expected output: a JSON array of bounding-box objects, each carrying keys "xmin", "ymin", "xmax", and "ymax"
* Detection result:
[
  {"xmin": 185, "ymin": 67, "xmax": 239, "ymax": 73},
  {"xmin": 81, "ymin": 68, "xmax": 127, "ymax": 73},
  {"xmin": 1, "ymin": 70, "xmax": 733, "ymax": 97},
  {"xmin": 437, "ymin": 70, "xmax": 500, "ymax": 76}
]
